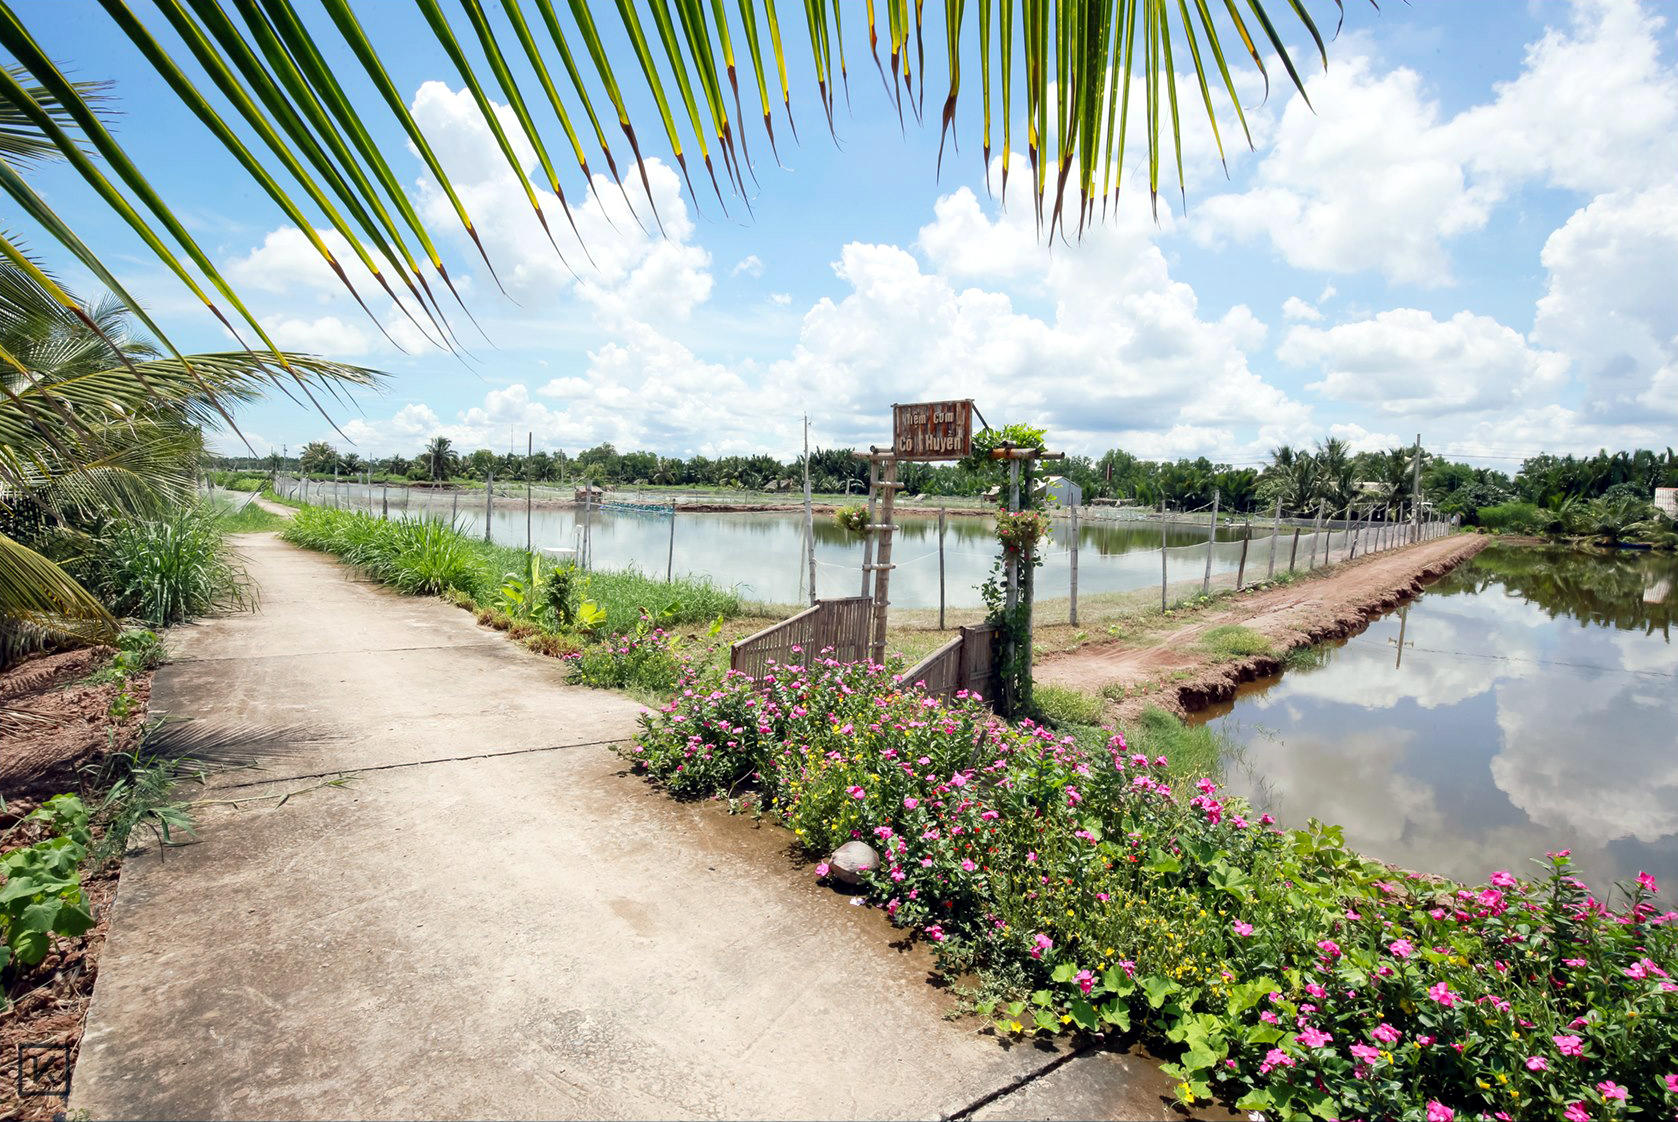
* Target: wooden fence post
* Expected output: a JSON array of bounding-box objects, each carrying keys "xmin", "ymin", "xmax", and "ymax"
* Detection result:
[
  {"xmin": 1267, "ymin": 497, "xmax": 1281, "ymax": 578},
  {"xmin": 860, "ymin": 458, "xmax": 880, "ymax": 598},
  {"xmin": 1289, "ymin": 527, "xmax": 1301, "ymax": 571},
  {"xmin": 870, "ymin": 454, "xmax": 899, "ymax": 666},
  {"xmin": 1160, "ymin": 500, "xmax": 1168, "ymax": 610},
  {"xmin": 937, "ymin": 505, "xmax": 947, "ymax": 631},
  {"xmin": 1201, "ymin": 488, "xmax": 1220, "ymax": 595},
  {"xmin": 1069, "ymin": 502, "xmax": 1080, "ymax": 626},
  {"xmin": 485, "ymin": 471, "xmax": 494, "ymax": 544},
  {"xmin": 666, "ymin": 506, "xmax": 676, "ymax": 583},
  {"xmin": 1236, "ymin": 523, "xmax": 1250, "ymax": 590}
]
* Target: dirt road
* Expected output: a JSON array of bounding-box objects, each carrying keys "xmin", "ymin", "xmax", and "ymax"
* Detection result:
[
  {"xmin": 69, "ymin": 532, "xmax": 1197, "ymax": 1120},
  {"xmin": 1038, "ymin": 534, "xmax": 1489, "ymax": 722}
]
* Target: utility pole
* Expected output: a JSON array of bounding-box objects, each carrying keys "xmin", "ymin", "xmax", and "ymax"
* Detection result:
[{"xmin": 1410, "ymin": 432, "xmax": 1423, "ymax": 543}]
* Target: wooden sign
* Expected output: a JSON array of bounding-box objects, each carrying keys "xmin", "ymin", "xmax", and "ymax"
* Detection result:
[{"xmin": 893, "ymin": 399, "xmax": 973, "ymax": 460}]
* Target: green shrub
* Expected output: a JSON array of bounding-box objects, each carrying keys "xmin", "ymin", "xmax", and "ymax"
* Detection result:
[
  {"xmin": 567, "ymin": 628, "xmax": 690, "ymax": 695},
  {"xmin": 215, "ymin": 500, "xmax": 286, "ymax": 533},
  {"xmin": 1473, "ymin": 501, "xmax": 1544, "ymax": 534},
  {"xmin": 1198, "ymin": 624, "xmax": 1276, "ymax": 660},
  {"xmin": 83, "ymin": 506, "xmax": 253, "ymax": 625},
  {"xmin": 0, "ymin": 795, "xmax": 96, "ymax": 990}
]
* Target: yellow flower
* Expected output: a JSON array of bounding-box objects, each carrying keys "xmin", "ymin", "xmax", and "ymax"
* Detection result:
[
  {"xmin": 1009, "ymin": 1020, "xmax": 1023, "ymax": 1033},
  {"xmin": 1176, "ymin": 1083, "xmax": 1195, "ymax": 1104}
]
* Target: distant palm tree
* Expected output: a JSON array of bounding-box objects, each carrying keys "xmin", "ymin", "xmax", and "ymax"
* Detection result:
[{"xmin": 423, "ymin": 435, "xmax": 455, "ymax": 482}]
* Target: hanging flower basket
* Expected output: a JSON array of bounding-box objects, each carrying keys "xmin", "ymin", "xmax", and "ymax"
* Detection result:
[
  {"xmin": 835, "ymin": 504, "xmax": 871, "ymax": 535},
  {"xmin": 996, "ymin": 509, "xmax": 1051, "ymax": 554}
]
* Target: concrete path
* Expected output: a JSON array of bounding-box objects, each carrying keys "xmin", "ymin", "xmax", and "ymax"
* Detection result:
[{"xmin": 70, "ymin": 533, "xmax": 1192, "ymax": 1120}]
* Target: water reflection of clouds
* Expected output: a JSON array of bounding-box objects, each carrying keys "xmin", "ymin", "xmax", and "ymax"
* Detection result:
[{"xmin": 1215, "ymin": 557, "xmax": 1678, "ymax": 892}]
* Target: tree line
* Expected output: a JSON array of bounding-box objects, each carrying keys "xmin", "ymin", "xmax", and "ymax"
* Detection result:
[{"xmin": 213, "ymin": 437, "xmax": 1678, "ymax": 522}]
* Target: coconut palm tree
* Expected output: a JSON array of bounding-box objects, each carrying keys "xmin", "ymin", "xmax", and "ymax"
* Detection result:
[
  {"xmin": 423, "ymin": 435, "xmax": 456, "ymax": 482},
  {"xmin": 1, "ymin": 253, "xmax": 380, "ymax": 656},
  {"xmin": 0, "ymin": 2, "xmax": 1362, "ymax": 391}
]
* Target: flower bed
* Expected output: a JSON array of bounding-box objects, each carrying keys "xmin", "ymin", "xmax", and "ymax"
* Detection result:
[{"xmin": 631, "ymin": 653, "xmax": 1677, "ymax": 1120}]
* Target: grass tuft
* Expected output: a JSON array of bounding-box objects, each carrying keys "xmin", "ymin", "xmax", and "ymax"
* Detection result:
[{"xmin": 1197, "ymin": 624, "xmax": 1276, "ymax": 661}]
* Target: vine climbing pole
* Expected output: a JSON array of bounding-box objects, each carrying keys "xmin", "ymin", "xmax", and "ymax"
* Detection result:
[{"xmin": 990, "ymin": 442, "xmax": 1064, "ymax": 716}]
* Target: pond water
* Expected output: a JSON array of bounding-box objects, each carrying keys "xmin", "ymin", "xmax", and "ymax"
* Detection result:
[
  {"xmin": 296, "ymin": 481, "xmax": 1321, "ymax": 610},
  {"xmin": 1195, "ymin": 545, "xmax": 1678, "ymax": 895}
]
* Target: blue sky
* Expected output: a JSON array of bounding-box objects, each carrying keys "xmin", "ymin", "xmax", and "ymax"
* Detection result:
[{"xmin": 17, "ymin": 0, "xmax": 1678, "ymax": 469}]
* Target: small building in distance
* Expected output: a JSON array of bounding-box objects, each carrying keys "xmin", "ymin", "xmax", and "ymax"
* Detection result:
[
  {"xmin": 1656, "ymin": 487, "xmax": 1677, "ymax": 519},
  {"xmin": 574, "ymin": 482, "xmax": 606, "ymax": 504},
  {"xmin": 1044, "ymin": 476, "xmax": 1083, "ymax": 508}
]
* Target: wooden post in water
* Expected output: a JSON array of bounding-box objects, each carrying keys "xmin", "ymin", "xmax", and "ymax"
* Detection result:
[
  {"xmin": 666, "ymin": 504, "xmax": 676, "ymax": 582},
  {"xmin": 450, "ymin": 486, "xmax": 458, "ymax": 525},
  {"xmin": 485, "ymin": 471, "xmax": 494, "ymax": 544},
  {"xmin": 1267, "ymin": 497, "xmax": 1281, "ymax": 578},
  {"xmin": 381, "ymin": 482, "xmax": 388, "ymax": 520},
  {"xmin": 937, "ymin": 506, "xmax": 947, "ymax": 631},
  {"xmin": 1069, "ymin": 501, "xmax": 1080, "ymax": 626},
  {"xmin": 1201, "ymin": 488, "xmax": 1220, "ymax": 595},
  {"xmin": 1159, "ymin": 500, "xmax": 1169, "ymax": 609},
  {"xmin": 1236, "ymin": 523, "xmax": 1250, "ymax": 590}
]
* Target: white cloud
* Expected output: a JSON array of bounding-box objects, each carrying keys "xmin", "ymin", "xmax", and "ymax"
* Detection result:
[
  {"xmin": 764, "ymin": 184, "xmax": 1312, "ymax": 458},
  {"xmin": 1282, "ymin": 309, "xmax": 1568, "ymax": 419},
  {"xmin": 1192, "ymin": 2, "xmax": 1678, "ymax": 284},
  {"xmin": 1533, "ymin": 185, "xmax": 1678, "ymax": 423},
  {"xmin": 1282, "ymin": 296, "xmax": 1323, "ymax": 322},
  {"xmin": 731, "ymin": 254, "xmax": 764, "ymax": 277},
  {"xmin": 769, "ymin": 292, "xmax": 792, "ymax": 305}
]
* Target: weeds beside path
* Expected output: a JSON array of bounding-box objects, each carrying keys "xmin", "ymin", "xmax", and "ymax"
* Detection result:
[
  {"xmin": 68, "ymin": 532, "xmax": 1191, "ymax": 1120},
  {"xmin": 1037, "ymin": 535, "xmax": 1489, "ymax": 722}
]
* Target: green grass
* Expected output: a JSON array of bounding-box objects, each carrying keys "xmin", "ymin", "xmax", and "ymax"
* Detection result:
[
  {"xmin": 279, "ymin": 504, "xmax": 742, "ymax": 639},
  {"xmin": 1120, "ymin": 705, "xmax": 1229, "ymax": 782},
  {"xmin": 215, "ymin": 500, "xmax": 286, "ymax": 533},
  {"xmin": 1031, "ymin": 683, "xmax": 1104, "ymax": 727},
  {"xmin": 81, "ymin": 505, "xmax": 254, "ymax": 626},
  {"xmin": 1196, "ymin": 624, "xmax": 1277, "ymax": 661}
]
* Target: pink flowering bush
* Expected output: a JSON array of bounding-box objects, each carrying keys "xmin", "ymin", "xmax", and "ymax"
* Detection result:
[{"xmin": 629, "ymin": 654, "xmax": 1678, "ymax": 1120}]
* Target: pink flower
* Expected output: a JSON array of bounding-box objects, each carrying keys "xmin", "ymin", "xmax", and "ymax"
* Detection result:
[
  {"xmin": 1075, "ymin": 969, "xmax": 1095, "ymax": 996},
  {"xmin": 1596, "ymin": 1082, "xmax": 1627, "ymax": 1102},
  {"xmin": 1025, "ymin": 850, "xmax": 1037, "ymax": 863},
  {"xmin": 1426, "ymin": 1102, "xmax": 1454, "ymax": 1122},
  {"xmin": 1317, "ymin": 939, "xmax": 1342, "ymax": 958},
  {"xmin": 1428, "ymin": 981, "xmax": 1459, "ymax": 1007},
  {"xmin": 1350, "ymin": 1043, "xmax": 1380, "ymax": 1063},
  {"xmin": 1389, "ymin": 938, "xmax": 1415, "ymax": 958},
  {"xmin": 1259, "ymin": 813, "xmax": 1275, "ymax": 825},
  {"xmin": 846, "ymin": 785, "xmax": 866, "ymax": 799},
  {"xmin": 960, "ymin": 859, "xmax": 977, "ymax": 872},
  {"xmin": 924, "ymin": 924, "xmax": 945, "ymax": 942},
  {"xmin": 1489, "ymin": 870, "xmax": 1517, "ymax": 888},
  {"xmin": 1371, "ymin": 1023, "xmax": 1401, "ymax": 1044},
  {"xmin": 1295, "ymin": 1026, "xmax": 1333, "ymax": 1049},
  {"xmin": 1417, "ymin": 1035, "xmax": 1436, "ymax": 1048},
  {"xmin": 1065, "ymin": 784, "xmax": 1083, "ymax": 806},
  {"xmin": 1664, "ymin": 1074, "xmax": 1678, "ymax": 1094},
  {"xmin": 1553, "ymin": 1034, "xmax": 1584, "ymax": 1057},
  {"xmin": 903, "ymin": 796, "xmax": 919, "ymax": 809},
  {"xmin": 1260, "ymin": 1011, "xmax": 1278, "ymax": 1025},
  {"xmin": 949, "ymin": 772, "xmax": 968, "ymax": 788},
  {"xmin": 814, "ymin": 862, "xmax": 830, "ymax": 878},
  {"xmin": 1258, "ymin": 1048, "xmax": 1295, "ymax": 1075},
  {"xmin": 1563, "ymin": 1104, "xmax": 1590, "ymax": 1122},
  {"xmin": 1232, "ymin": 920, "xmax": 1254, "ymax": 937},
  {"xmin": 1030, "ymin": 933, "xmax": 1053, "ymax": 959},
  {"xmin": 1525, "ymin": 1056, "xmax": 1548, "ymax": 1071},
  {"xmin": 1636, "ymin": 870, "xmax": 1659, "ymax": 894},
  {"xmin": 1626, "ymin": 961, "xmax": 1650, "ymax": 979},
  {"xmin": 1196, "ymin": 778, "xmax": 1217, "ymax": 795},
  {"xmin": 1305, "ymin": 983, "xmax": 1326, "ymax": 999}
]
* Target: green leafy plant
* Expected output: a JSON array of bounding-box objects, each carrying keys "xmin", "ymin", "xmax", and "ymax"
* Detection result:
[
  {"xmin": 834, "ymin": 504, "xmax": 870, "ymax": 535},
  {"xmin": 0, "ymin": 795, "xmax": 96, "ymax": 987},
  {"xmin": 83, "ymin": 745, "xmax": 200, "ymax": 868}
]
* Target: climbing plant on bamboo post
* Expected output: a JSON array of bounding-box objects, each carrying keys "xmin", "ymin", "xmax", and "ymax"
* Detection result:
[{"xmin": 962, "ymin": 424, "xmax": 1057, "ymax": 717}]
